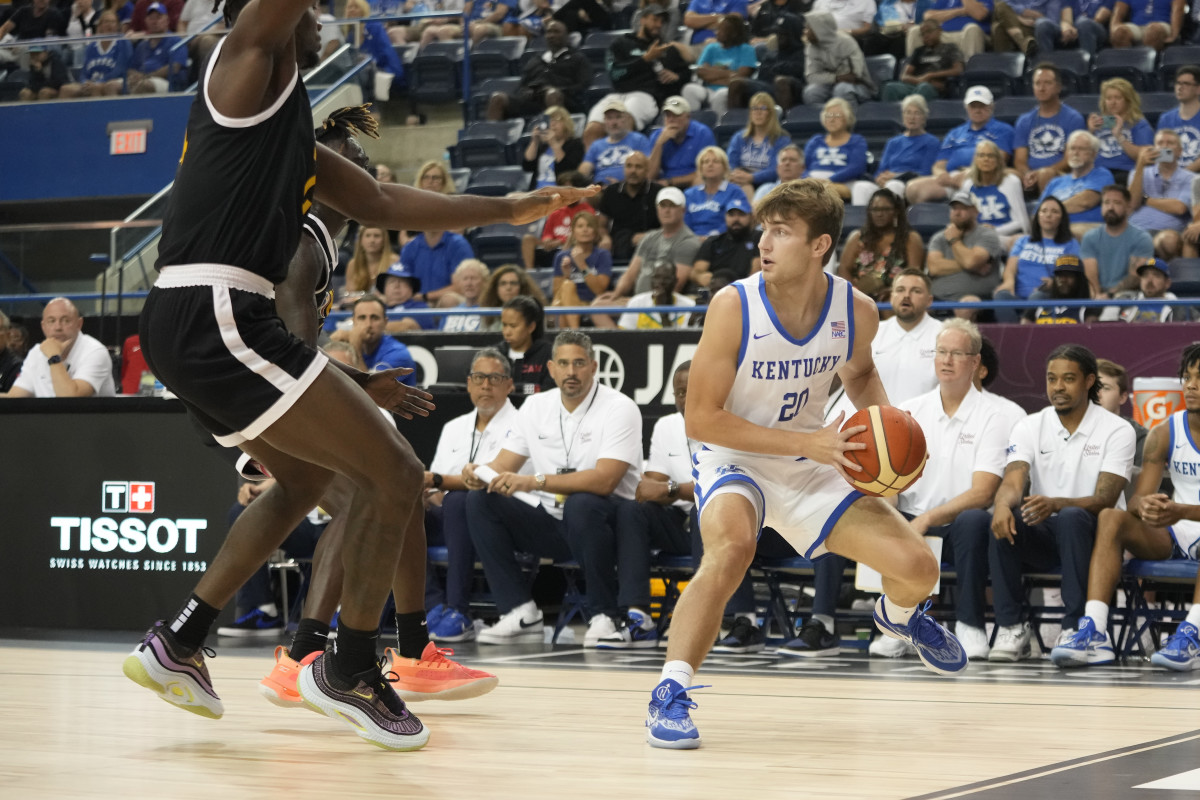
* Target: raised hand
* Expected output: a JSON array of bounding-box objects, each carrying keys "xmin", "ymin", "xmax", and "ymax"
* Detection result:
[
  {"xmin": 363, "ymin": 368, "xmax": 436, "ymax": 419},
  {"xmin": 510, "ymin": 185, "xmax": 601, "ymax": 225}
]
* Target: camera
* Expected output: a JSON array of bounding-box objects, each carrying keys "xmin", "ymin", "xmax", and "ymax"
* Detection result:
[{"xmin": 1155, "ymin": 147, "xmax": 1175, "ymax": 164}]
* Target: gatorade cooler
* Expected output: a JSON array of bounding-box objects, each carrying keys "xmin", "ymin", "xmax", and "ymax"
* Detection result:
[{"xmin": 1131, "ymin": 377, "xmax": 1184, "ymax": 428}]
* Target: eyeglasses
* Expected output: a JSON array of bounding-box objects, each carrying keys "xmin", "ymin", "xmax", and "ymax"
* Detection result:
[
  {"xmin": 1176, "ymin": 80, "xmax": 1198, "ymax": 87},
  {"xmin": 467, "ymin": 372, "xmax": 509, "ymax": 386},
  {"xmin": 750, "ymin": 105, "xmax": 771, "ymax": 111},
  {"xmin": 935, "ymin": 348, "xmax": 979, "ymax": 360},
  {"xmin": 824, "ymin": 112, "xmax": 844, "ymax": 118}
]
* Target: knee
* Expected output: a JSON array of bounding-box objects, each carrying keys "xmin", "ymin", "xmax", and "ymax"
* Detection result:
[
  {"xmin": 563, "ymin": 492, "xmax": 606, "ymax": 517},
  {"xmin": 1111, "ymin": 26, "xmax": 1132, "ymax": 47},
  {"xmin": 955, "ymin": 508, "xmax": 993, "ymax": 542},
  {"xmin": 1096, "ymin": 507, "xmax": 1129, "ymax": 540},
  {"xmin": 699, "ymin": 536, "xmax": 756, "ymax": 586},
  {"xmin": 1055, "ymin": 506, "xmax": 1096, "ymax": 536}
]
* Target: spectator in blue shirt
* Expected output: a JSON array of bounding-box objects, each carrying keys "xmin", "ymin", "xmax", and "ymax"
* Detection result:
[
  {"xmin": 907, "ymin": 85, "xmax": 1016, "ymax": 203},
  {"xmin": 336, "ymin": 296, "xmax": 418, "ymax": 384},
  {"xmin": 1128, "ymin": 129, "xmax": 1194, "ymax": 261},
  {"xmin": 1014, "ymin": 64, "xmax": 1085, "ymax": 194},
  {"xmin": 992, "ymin": 0, "xmax": 1061, "ymax": 54},
  {"xmin": 59, "ymin": 9, "xmax": 131, "ymax": 98},
  {"xmin": 852, "ymin": 93, "xmax": 941, "ymax": 204},
  {"xmin": 1082, "ymin": 184, "xmax": 1155, "ymax": 295},
  {"xmin": 399, "ymin": 229, "xmax": 476, "ymax": 304},
  {"xmin": 344, "ymin": 0, "xmax": 405, "ymax": 100},
  {"xmin": 994, "ymin": 196, "xmax": 1080, "ymax": 321},
  {"xmin": 580, "ymin": 100, "xmax": 653, "ymax": 185},
  {"xmin": 695, "ymin": 14, "xmax": 759, "ymax": 115},
  {"xmin": 1110, "ymin": 0, "xmax": 1183, "ymax": 50},
  {"xmin": 906, "ymin": 0, "xmax": 991, "ymax": 60},
  {"xmin": 686, "ymin": 0, "xmax": 750, "ymax": 44},
  {"xmin": 684, "ymin": 146, "xmax": 745, "ymax": 237},
  {"xmin": 1038, "ymin": 129, "xmax": 1114, "ymax": 235},
  {"xmin": 1085, "ymin": 77, "xmax": 1154, "ymax": 186},
  {"xmin": 728, "ymin": 92, "xmax": 792, "ymax": 194},
  {"xmin": 376, "ymin": 263, "xmax": 436, "ymax": 332},
  {"xmin": 127, "ymin": 3, "xmax": 187, "ymax": 93},
  {"xmin": 1035, "ymin": 0, "xmax": 1113, "ymax": 54},
  {"xmin": 551, "ymin": 211, "xmax": 613, "ymax": 328},
  {"xmin": 959, "ymin": 139, "xmax": 1031, "ymax": 245},
  {"xmin": 1158, "ymin": 66, "xmax": 1200, "ymax": 171},
  {"xmin": 802, "ymin": 97, "xmax": 869, "ymax": 200},
  {"xmin": 649, "ymin": 96, "xmax": 718, "ymax": 188}
]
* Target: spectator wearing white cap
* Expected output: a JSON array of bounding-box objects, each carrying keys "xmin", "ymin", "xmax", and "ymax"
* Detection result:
[
  {"xmin": 648, "ymin": 97, "xmax": 719, "ymax": 188},
  {"xmin": 683, "ymin": 147, "xmax": 745, "ymax": 237},
  {"xmin": 580, "ymin": 99, "xmax": 653, "ymax": 185},
  {"xmin": 927, "ymin": 189, "xmax": 1007, "ymax": 317},
  {"xmin": 907, "ymin": 86, "xmax": 1016, "ymax": 204}
]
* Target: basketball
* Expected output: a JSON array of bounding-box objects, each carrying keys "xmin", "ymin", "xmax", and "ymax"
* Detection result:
[{"xmin": 840, "ymin": 405, "xmax": 928, "ymax": 497}]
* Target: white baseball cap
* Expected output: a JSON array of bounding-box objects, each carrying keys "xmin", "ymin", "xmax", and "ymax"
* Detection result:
[
  {"xmin": 656, "ymin": 186, "xmax": 686, "ymax": 206},
  {"xmin": 963, "ymin": 86, "xmax": 994, "ymax": 106}
]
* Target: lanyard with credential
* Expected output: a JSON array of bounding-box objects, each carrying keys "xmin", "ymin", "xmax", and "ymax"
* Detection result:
[
  {"xmin": 468, "ymin": 411, "xmax": 484, "ymax": 463},
  {"xmin": 558, "ymin": 386, "xmax": 599, "ymax": 470}
]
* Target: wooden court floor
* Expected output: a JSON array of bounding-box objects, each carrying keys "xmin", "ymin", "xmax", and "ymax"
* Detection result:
[{"xmin": 2, "ymin": 637, "xmax": 1198, "ymax": 800}]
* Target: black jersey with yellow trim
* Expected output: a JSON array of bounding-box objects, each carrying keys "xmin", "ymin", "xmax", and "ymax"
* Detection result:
[
  {"xmin": 301, "ymin": 212, "xmax": 338, "ymax": 322},
  {"xmin": 157, "ymin": 36, "xmax": 316, "ymax": 285}
]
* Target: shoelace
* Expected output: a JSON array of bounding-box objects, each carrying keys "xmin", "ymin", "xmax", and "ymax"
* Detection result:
[
  {"xmin": 1074, "ymin": 617, "xmax": 1098, "ymax": 643},
  {"xmin": 907, "ymin": 601, "xmax": 948, "ymax": 647},
  {"xmin": 1168, "ymin": 624, "xmax": 1200, "ymax": 651},
  {"xmin": 659, "ymin": 684, "xmax": 711, "ymax": 719}
]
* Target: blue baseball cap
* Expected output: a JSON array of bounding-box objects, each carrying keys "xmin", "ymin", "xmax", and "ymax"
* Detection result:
[
  {"xmin": 375, "ymin": 262, "xmax": 422, "ymax": 293},
  {"xmin": 724, "ymin": 193, "xmax": 752, "ymax": 215},
  {"xmin": 1137, "ymin": 258, "xmax": 1170, "ymax": 278},
  {"xmin": 146, "ymin": 2, "xmax": 167, "ymax": 14}
]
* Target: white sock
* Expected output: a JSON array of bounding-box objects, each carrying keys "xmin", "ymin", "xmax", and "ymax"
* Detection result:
[
  {"xmin": 1084, "ymin": 600, "xmax": 1110, "ymax": 632},
  {"xmin": 258, "ymin": 603, "xmax": 279, "ymax": 617},
  {"xmin": 812, "ymin": 613, "xmax": 835, "ymax": 632},
  {"xmin": 1186, "ymin": 605, "xmax": 1200, "ymax": 627},
  {"xmin": 660, "ymin": 660, "xmax": 695, "ymax": 688},
  {"xmin": 882, "ymin": 596, "xmax": 916, "ymax": 626},
  {"xmin": 628, "ymin": 607, "xmax": 654, "ymax": 629}
]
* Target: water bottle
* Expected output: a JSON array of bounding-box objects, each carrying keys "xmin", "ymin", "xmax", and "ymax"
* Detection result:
[{"xmin": 139, "ymin": 370, "xmax": 155, "ymax": 396}]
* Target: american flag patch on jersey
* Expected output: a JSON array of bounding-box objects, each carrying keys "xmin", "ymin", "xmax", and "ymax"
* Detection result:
[{"xmin": 830, "ymin": 320, "xmax": 847, "ymax": 339}]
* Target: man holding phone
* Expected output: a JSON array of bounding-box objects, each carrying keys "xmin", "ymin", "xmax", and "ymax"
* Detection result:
[{"xmin": 1128, "ymin": 128, "xmax": 1194, "ymax": 261}]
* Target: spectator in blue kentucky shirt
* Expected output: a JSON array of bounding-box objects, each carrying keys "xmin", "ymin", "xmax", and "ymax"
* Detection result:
[
  {"xmin": 1158, "ymin": 66, "xmax": 1200, "ymax": 171},
  {"xmin": 802, "ymin": 97, "xmax": 869, "ymax": 200},
  {"xmin": 1038, "ymin": 129, "xmax": 1114, "ymax": 236},
  {"xmin": 728, "ymin": 91, "xmax": 792, "ymax": 195},
  {"xmin": 684, "ymin": 147, "xmax": 745, "ymax": 237},
  {"xmin": 1014, "ymin": 64, "xmax": 1085, "ymax": 195},
  {"xmin": 580, "ymin": 100, "xmax": 653, "ymax": 185},
  {"xmin": 1110, "ymin": 0, "xmax": 1183, "ymax": 51},
  {"xmin": 127, "ymin": 3, "xmax": 187, "ymax": 93},
  {"xmin": 399, "ymin": 228, "xmax": 476, "ymax": 304},
  {"xmin": 376, "ymin": 262, "xmax": 437, "ymax": 332},
  {"xmin": 1034, "ymin": 0, "xmax": 1113, "ymax": 54},
  {"xmin": 907, "ymin": 85, "xmax": 1016, "ymax": 203},
  {"xmin": 994, "ymin": 196, "xmax": 1081, "ymax": 321},
  {"xmin": 852, "ymin": 93, "xmax": 941, "ymax": 205},
  {"xmin": 1086, "ymin": 77, "xmax": 1154, "ymax": 186},
  {"xmin": 60, "ymin": 10, "xmax": 131, "ymax": 98},
  {"xmin": 649, "ymin": 96, "xmax": 719, "ymax": 188},
  {"xmin": 686, "ymin": 0, "xmax": 750, "ymax": 44},
  {"xmin": 1127, "ymin": 129, "xmax": 1195, "ymax": 261}
]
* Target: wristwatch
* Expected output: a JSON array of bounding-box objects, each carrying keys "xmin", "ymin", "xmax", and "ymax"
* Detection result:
[
  {"xmin": 431, "ymin": 473, "xmax": 443, "ymax": 489},
  {"xmin": 47, "ymin": 354, "xmax": 62, "ymax": 366},
  {"xmin": 535, "ymin": 473, "xmax": 547, "ymax": 491}
]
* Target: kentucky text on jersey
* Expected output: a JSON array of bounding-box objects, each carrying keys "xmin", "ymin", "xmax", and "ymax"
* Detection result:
[{"xmin": 750, "ymin": 355, "xmax": 841, "ymax": 381}]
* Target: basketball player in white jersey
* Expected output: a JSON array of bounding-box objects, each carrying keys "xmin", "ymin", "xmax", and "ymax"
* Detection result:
[
  {"xmin": 645, "ymin": 180, "xmax": 967, "ymax": 750},
  {"xmin": 1051, "ymin": 344, "xmax": 1200, "ymax": 671}
]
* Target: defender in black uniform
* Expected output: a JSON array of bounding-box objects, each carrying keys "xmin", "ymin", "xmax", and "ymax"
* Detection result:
[{"xmin": 122, "ymin": 0, "xmax": 596, "ymax": 752}]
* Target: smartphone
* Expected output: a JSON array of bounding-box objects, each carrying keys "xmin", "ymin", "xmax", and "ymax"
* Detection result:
[
  {"xmin": 1101, "ymin": 115, "xmax": 1117, "ymax": 130},
  {"xmin": 1157, "ymin": 147, "xmax": 1176, "ymax": 163}
]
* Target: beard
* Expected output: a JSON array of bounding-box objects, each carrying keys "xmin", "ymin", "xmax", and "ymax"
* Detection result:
[{"xmin": 1103, "ymin": 210, "xmax": 1123, "ymax": 226}]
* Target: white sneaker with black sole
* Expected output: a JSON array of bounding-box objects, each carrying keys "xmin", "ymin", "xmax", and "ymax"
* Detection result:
[
  {"xmin": 477, "ymin": 600, "xmax": 544, "ymax": 645},
  {"xmin": 583, "ymin": 613, "xmax": 618, "ymax": 647}
]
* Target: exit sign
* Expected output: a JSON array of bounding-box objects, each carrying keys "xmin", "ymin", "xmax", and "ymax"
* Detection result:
[{"xmin": 111, "ymin": 129, "xmax": 147, "ymax": 155}]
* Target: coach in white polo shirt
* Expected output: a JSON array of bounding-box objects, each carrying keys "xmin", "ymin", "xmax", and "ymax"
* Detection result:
[
  {"xmin": 988, "ymin": 344, "xmax": 1135, "ymax": 662},
  {"xmin": 465, "ymin": 331, "xmax": 644, "ymax": 648},
  {"xmin": 1, "ymin": 297, "xmax": 115, "ymax": 398},
  {"xmin": 892, "ymin": 319, "xmax": 1010, "ymax": 661}
]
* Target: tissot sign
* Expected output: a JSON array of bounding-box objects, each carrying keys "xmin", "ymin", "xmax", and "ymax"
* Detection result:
[{"xmin": 0, "ymin": 406, "xmax": 233, "ymax": 630}]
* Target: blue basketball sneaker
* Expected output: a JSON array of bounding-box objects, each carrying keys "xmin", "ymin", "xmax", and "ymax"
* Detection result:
[
  {"xmin": 646, "ymin": 679, "xmax": 709, "ymax": 749},
  {"xmin": 1151, "ymin": 621, "xmax": 1200, "ymax": 671},
  {"xmin": 873, "ymin": 598, "xmax": 967, "ymax": 675},
  {"xmin": 1049, "ymin": 616, "xmax": 1115, "ymax": 668}
]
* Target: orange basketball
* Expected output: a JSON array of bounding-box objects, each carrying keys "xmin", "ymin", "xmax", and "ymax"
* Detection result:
[{"xmin": 840, "ymin": 405, "xmax": 928, "ymax": 498}]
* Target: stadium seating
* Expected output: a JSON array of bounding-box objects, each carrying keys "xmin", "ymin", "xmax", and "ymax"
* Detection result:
[
  {"xmin": 470, "ymin": 223, "xmax": 529, "ymax": 268},
  {"xmin": 1091, "ymin": 47, "xmax": 1157, "ymax": 92},
  {"xmin": 468, "ymin": 75, "xmax": 521, "ymax": 121},
  {"xmin": 1168, "ymin": 258, "xmax": 1200, "ymax": 297},
  {"xmin": 465, "ymin": 165, "xmax": 529, "ymax": 195},
  {"xmin": 908, "ymin": 203, "xmax": 950, "ymax": 239},
  {"xmin": 1159, "ymin": 45, "xmax": 1200, "ymax": 87},
  {"xmin": 957, "ymin": 52, "xmax": 1026, "ymax": 98},
  {"xmin": 471, "ymin": 36, "xmax": 527, "ymax": 82},
  {"xmin": 1027, "ymin": 50, "xmax": 1091, "ymax": 95},
  {"xmin": 451, "ymin": 119, "xmax": 525, "ymax": 168}
]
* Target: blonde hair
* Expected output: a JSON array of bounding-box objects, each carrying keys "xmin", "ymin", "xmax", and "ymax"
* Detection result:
[
  {"xmin": 823, "ymin": 97, "xmax": 855, "ymax": 129},
  {"xmin": 344, "ymin": 227, "xmax": 398, "ymax": 293},
  {"xmin": 545, "ymin": 105, "xmax": 576, "ymax": 139},
  {"xmin": 937, "ymin": 318, "xmax": 982, "ymax": 355},
  {"xmin": 695, "ymin": 145, "xmax": 730, "ymax": 177},
  {"xmin": 1098, "ymin": 77, "xmax": 1144, "ymax": 124},
  {"xmin": 900, "ymin": 94, "xmax": 928, "ymax": 118},
  {"xmin": 414, "ymin": 160, "xmax": 456, "ymax": 194},
  {"xmin": 744, "ymin": 92, "xmax": 785, "ymax": 143},
  {"xmin": 454, "ymin": 259, "xmax": 490, "ymax": 280},
  {"xmin": 967, "ymin": 139, "xmax": 1006, "ymax": 186},
  {"xmin": 566, "ymin": 211, "xmax": 601, "ymax": 248}
]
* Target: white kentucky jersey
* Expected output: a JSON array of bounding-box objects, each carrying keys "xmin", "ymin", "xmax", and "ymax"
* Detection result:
[
  {"xmin": 1167, "ymin": 410, "xmax": 1200, "ymax": 504},
  {"xmin": 712, "ymin": 271, "xmax": 855, "ymax": 458}
]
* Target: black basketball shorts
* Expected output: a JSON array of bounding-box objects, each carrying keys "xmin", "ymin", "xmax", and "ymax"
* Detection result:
[{"xmin": 140, "ymin": 264, "xmax": 328, "ymax": 447}]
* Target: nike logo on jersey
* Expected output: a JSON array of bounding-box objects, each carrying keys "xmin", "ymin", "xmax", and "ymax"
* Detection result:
[
  {"xmin": 538, "ymin": 434, "xmax": 550, "ymax": 439},
  {"xmin": 753, "ymin": 332, "xmax": 772, "ymax": 339}
]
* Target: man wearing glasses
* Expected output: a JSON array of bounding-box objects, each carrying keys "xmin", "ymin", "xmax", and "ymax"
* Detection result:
[
  {"xmin": 1159, "ymin": 66, "xmax": 1200, "ymax": 170},
  {"xmin": 880, "ymin": 319, "xmax": 1011, "ymax": 661},
  {"xmin": 422, "ymin": 348, "xmax": 524, "ymax": 643},
  {"xmin": 464, "ymin": 331, "xmax": 648, "ymax": 648}
]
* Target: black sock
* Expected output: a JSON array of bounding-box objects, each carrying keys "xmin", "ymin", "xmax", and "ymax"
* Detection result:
[
  {"xmin": 165, "ymin": 593, "xmax": 220, "ymax": 653},
  {"xmin": 394, "ymin": 611, "xmax": 430, "ymax": 660},
  {"xmin": 328, "ymin": 624, "xmax": 380, "ymax": 690},
  {"xmin": 289, "ymin": 618, "xmax": 331, "ymax": 661}
]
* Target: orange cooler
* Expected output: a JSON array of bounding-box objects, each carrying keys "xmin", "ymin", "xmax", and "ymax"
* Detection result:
[{"xmin": 1131, "ymin": 377, "xmax": 1184, "ymax": 428}]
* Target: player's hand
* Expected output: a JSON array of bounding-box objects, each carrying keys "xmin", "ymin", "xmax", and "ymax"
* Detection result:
[
  {"xmin": 363, "ymin": 368, "xmax": 435, "ymax": 419},
  {"xmin": 1020, "ymin": 494, "xmax": 1059, "ymax": 527},
  {"xmin": 808, "ymin": 411, "xmax": 866, "ymax": 482},
  {"xmin": 992, "ymin": 504, "xmax": 1017, "ymax": 544},
  {"xmin": 509, "ymin": 185, "xmax": 601, "ymax": 225}
]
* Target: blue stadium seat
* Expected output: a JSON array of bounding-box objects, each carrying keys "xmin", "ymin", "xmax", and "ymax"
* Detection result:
[
  {"xmin": 517, "ymin": 38, "xmax": 548, "ymax": 71},
  {"xmin": 1159, "ymin": 45, "xmax": 1200, "ymax": 88},
  {"xmin": 1091, "ymin": 47, "xmax": 1157, "ymax": 92},
  {"xmin": 410, "ymin": 48, "xmax": 462, "ymax": 105},
  {"xmin": 714, "ymin": 108, "xmax": 749, "ymax": 148},
  {"xmin": 908, "ymin": 202, "xmax": 950, "ymax": 239},
  {"xmin": 1139, "ymin": 92, "xmax": 1177, "ymax": 128},
  {"xmin": 1066, "ymin": 93, "xmax": 1100, "ymax": 117},
  {"xmin": 783, "ymin": 105, "xmax": 823, "ymax": 138},
  {"xmin": 854, "ymin": 102, "xmax": 903, "ymax": 153},
  {"xmin": 448, "ymin": 167, "xmax": 472, "ymax": 192},
  {"xmin": 466, "ymin": 165, "xmax": 529, "ymax": 195},
  {"xmin": 582, "ymin": 72, "xmax": 614, "ymax": 109},
  {"xmin": 1027, "ymin": 50, "xmax": 1091, "ymax": 95},
  {"xmin": 471, "ymin": 223, "xmax": 528, "ymax": 268},
  {"xmin": 468, "ymin": 75, "xmax": 522, "ymax": 121},
  {"xmin": 452, "ymin": 119, "xmax": 525, "ymax": 168},
  {"xmin": 992, "ymin": 96, "xmax": 1032, "ymax": 125},
  {"xmin": 925, "ymin": 99, "xmax": 967, "ymax": 138},
  {"xmin": 1168, "ymin": 258, "xmax": 1200, "ymax": 297},
  {"xmin": 471, "ymin": 36, "xmax": 527, "ymax": 81},
  {"xmin": 958, "ymin": 52, "xmax": 1026, "ymax": 98},
  {"xmin": 841, "ymin": 204, "xmax": 867, "ymax": 241}
]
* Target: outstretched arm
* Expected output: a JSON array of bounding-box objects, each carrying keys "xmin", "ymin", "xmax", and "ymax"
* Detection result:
[
  {"xmin": 315, "ymin": 144, "xmax": 599, "ymax": 230},
  {"xmin": 207, "ymin": 0, "xmax": 315, "ymax": 118}
]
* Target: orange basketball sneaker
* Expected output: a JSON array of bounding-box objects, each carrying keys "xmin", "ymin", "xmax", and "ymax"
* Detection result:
[
  {"xmin": 259, "ymin": 646, "xmax": 322, "ymax": 708},
  {"xmin": 383, "ymin": 643, "xmax": 499, "ymax": 702}
]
